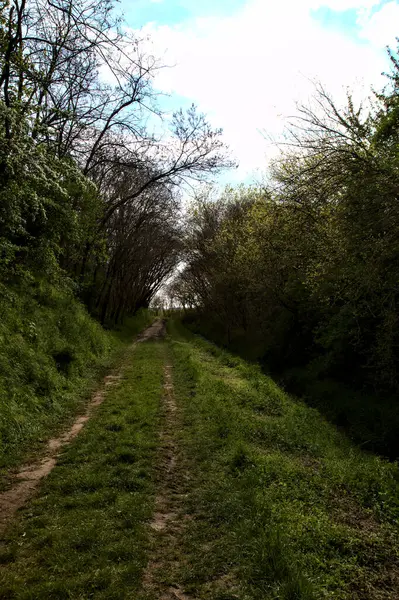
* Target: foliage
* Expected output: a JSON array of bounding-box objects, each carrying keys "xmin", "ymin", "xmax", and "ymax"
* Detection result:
[
  {"xmin": 170, "ymin": 52, "xmax": 399, "ymax": 458},
  {"xmin": 0, "ymin": 114, "xmax": 101, "ymax": 282},
  {"xmin": 0, "ymin": 0, "xmax": 231, "ymax": 324}
]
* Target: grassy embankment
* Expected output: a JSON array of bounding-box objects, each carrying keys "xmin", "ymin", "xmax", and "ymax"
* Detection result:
[
  {"xmin": 0, "ymin": 339, "xmax": 164, "ymax": 599},
  {"xmin": 183, "ymin": 312, "xmax": 399, "ymax": 461},
  {"xmin": 0, "ymin": 280, "xmax": 153, "ymax": 473},
  {"xmin": 1, "ymin": 319, "xmax": 399, "ymax": 599},
  {"xmin": 168, "ymin": 319, "xmax": 399, "ymax": 600}
]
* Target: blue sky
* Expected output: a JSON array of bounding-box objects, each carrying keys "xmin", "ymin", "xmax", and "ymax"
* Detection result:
[
  {"xmin": 311, "ymin": 6, "xmax": 363, "ymax": 36},
  {"xmin": 121, "ymin": 0, "xmax": 246, "ymax": 28},
  {"xmin": 121, "ymin": 0, "xmax": 399, "ymax": 181}
]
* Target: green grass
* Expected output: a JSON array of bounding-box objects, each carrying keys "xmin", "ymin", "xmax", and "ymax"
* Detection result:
[
  {"xmin": 0, "ymin": 279, "xmax": 153, "ymax": 472},
  {"xmin": 0, "ymin": 339, "xmax": 164, "ymax": 599},
  {"xmin": 167, "ymin": 319, "xmax": 399, "ymax": 600},
  {"xmin": 183, "ymin": 310, "xmax": 399, "ymax": 461},
  {"xmin": 2, "ymin": 318, "xmax": 399, "ymax": 599}
]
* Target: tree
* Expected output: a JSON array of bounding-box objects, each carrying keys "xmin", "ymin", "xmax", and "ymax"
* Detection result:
[{"xmin": 0, "ymin": 0, "xmax": 233, "ymax": 321}]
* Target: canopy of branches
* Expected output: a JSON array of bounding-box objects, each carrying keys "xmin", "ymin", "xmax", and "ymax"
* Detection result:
[{"xmin": 0, "ymin": 0, "xmax": 233, "ymax": 323}]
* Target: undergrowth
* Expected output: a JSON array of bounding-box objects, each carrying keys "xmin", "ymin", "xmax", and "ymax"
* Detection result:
[{"xmin": 0, "ymin": 279, "xmax": 153, "ymax": 471}]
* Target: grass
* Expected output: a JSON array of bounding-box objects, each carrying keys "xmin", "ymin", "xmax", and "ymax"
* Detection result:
[
  {"xmin": 167, "ymin": 319, "xmax": 399, "ymax": 600},
  {"xmin": 183, "ymin": 310, "xmax": 399, "ymax": 462},
  {"xmin": 2, "ymin": 318, "xmax": 399, "ymax": 599},
  {"xmin": 0, "ymin": 339, "xmax": 164, "ymax": 599},
  {"xmin": 0, "ymin": 278, "xmax": 153, "ymax": 472}
]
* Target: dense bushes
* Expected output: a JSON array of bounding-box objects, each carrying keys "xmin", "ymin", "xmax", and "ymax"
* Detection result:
[{"xmin": 170, "ymin": 53, "xmax": 399, "ymax": 458}]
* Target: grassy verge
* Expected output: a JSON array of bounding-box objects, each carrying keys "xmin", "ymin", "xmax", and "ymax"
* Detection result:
[
  {"xmin": 280, "ymin": 365, "xmax": 399, "ymax": 461},
  {"xmin": 0, "ymin": 278, "xmax": 153, "ymax": 472},
  {"xmin": 168, "ymin": 319, "xmax": 399, "ymax": 600},
  {"xmin": 182, "ymin": 311, "xmax": 399, "ymax": 462},
  {"xmin": 0, "ymin": 339, "xmax": 164, "ymax": 599}
]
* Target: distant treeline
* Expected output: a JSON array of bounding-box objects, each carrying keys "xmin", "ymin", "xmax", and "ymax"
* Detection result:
[
  {"xmin": 170, "ymin": 53, "xmax": 399, "ymax": 458},
  {"xmin": 0, "ymin": 0, "xmax": 230, "ymax": 324}
]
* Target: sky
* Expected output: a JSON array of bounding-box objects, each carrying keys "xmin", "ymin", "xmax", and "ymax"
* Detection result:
[{"xmin": 120, "ymin": 0, "xmax": 399, "ymax": 182}]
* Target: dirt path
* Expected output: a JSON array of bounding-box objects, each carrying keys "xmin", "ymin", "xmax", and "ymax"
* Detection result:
[
  {"xmin": 140, "ymin": 356, "xmax": 193, "ymax": 600},
  {"xmin": 137, "ymin": 319, "xmax": 166, "ymax": 342},
  {"xmin": 0, "ymin": 319, "xmax": 164, "ymax": 536}
]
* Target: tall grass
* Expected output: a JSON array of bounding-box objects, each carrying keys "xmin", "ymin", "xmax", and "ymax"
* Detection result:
[{"xmin": 0, "ymin": 280, "xmax": 153, "ymax": 471}]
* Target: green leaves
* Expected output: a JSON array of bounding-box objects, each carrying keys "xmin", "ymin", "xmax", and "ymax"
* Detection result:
[{"xmin": 0, "ymin": 105, "xmax": 103, "ymax": 282}]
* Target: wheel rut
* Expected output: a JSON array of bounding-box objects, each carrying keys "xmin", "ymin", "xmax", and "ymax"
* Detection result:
[{"xmin": 140, "ymin": 359, "xmax": 194, "ymax": 600}]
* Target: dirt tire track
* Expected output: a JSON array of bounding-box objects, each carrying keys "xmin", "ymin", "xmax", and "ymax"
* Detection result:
[
  {"xmin": 140, "ymin": 355, "xmax": 194, "ymax": 600},
  {"xmin": 0, "ymin": 319, "xmax": 164, "ymax": 536}
]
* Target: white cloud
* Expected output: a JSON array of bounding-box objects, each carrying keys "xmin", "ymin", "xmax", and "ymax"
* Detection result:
[
  {"xmin": 313, "ymin": 0, "xmax": 377, "ymax": 9},
  {"xmin": 141, "ymin": 0, "xmax": 393, "ymax": 180},
  {"xmin": 358, "ymin": 1, "xmax": 399, "ymax": 46}
]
